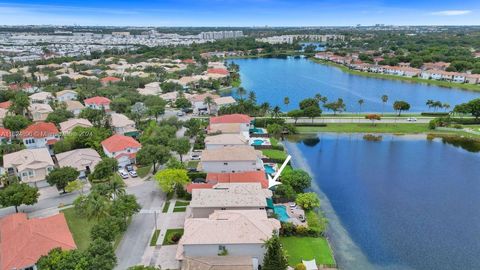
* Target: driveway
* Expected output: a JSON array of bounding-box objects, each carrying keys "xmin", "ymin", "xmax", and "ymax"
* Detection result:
[{"xmin": 114, "ymin": 181, "xmax": 166, "ymax": 270}]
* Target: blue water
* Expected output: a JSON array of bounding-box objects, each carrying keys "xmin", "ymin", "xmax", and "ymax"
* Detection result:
[
  {"xmin": 274, "ymin": 205, "xmax": 290, "ymax": 222},
  {"xmin": 250, "ymin": 127, "xmax": 265, "ymax": 134},
  {"xmin": 285, "ymin": 134, "xmax": 480, "ymax": 270},
  {"xmin": 252, "ymin": 139, "xmax": 264, "ymax": 146},
  {"xmin": 264, "ymin": 164, "xmax": 275, "ymax": 174},
  {"xmin": 231, "ymin": 58, "xmax": 480, "ymax": 112}
]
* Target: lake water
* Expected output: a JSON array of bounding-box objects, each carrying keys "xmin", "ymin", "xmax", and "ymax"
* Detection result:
[
  {"xmin": 231, "ymin": 57, "xmax": 480, "ymax": 112},
  {"xmin": 285, "ymin": 134, "xmax": 480, "ymax": 270}
]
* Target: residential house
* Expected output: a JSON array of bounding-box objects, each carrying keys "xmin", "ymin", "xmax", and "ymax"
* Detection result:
[
  {"xmin": 59, "ymin": 118, "xmax": 93, "ymax": 134},
  {"xmin": 137, "ymin": 82, "xmax": 162, "ymax": 96},
  {"xmin": 212, "ymin": 96, "xmax": 237, "ymax": 113},
  {"xmin": 56, "ymin": 89, "xmax": 78, "ymax": 102},
  {"xmin": 422, "ymin": 62, "xmax": 450, "ymax": 71},
  {"xmin": 28, "ymin": 103, "xmax": 53, "ymax": 122},
  {"xmin": 0, "ymin": 127, "xmax": 11, "ymax": 144},
  {"xmin": 57, "ymin": 148, "xmax": 101, "ymax": 178},
  {"xmin": 0, "ymin": 213, "xmax": 76, "ymax": 270},
  {"xmin": 208, "ymin": 114, "xmax": 252, "ymax": 138},
  {"xmin": 200, "ymin": 146, "xmax": 264, "ymax": 173},
  {"xmin": 0, "ymin": 109, "xmax": 8, "ymax": 127},
  {"xmin": 204, "ymin": 134, "xmax": 249, "ymax": 149},
  {"xmin": 101, "ymin": 134, "xmax": 142, "ymax": 167},
  {"xmin": 3, "ymin": 148, "xmax": 55, "ymax": 187},
  {"xmin": 21, "ymin": 122, "xmax": 60, "ymax": 150},
  {"xmin": 0, "ymin": 101, "xmax": 11, "ymax": 109},
  {"xmin": 29, "ymin": 91, "xmax": 53, "ymax": 104},
  {"xmin": 181, "ymin": 256, "xmax": 254, "ymax": 270},
  {"xmin": 84, "ymin": 96, "xmax": 111, "ymax": 111},
  {"xmin": 64, "ymin": 100, "xmax": 85, "ymax": 116},
  {"xmin": 99, "ymin": 76, "xmax": 121, "ymax": 86},
  {"xmin": 177, "ymin": 209, "xmax": 280, "ymax": 267},
  {"xmin": 110, "ymin": 113, "xmax": 138, "ymax": 136},
  {"xmin": 186, "ymin": 171, "xmax": 268, "ymax": 193}
]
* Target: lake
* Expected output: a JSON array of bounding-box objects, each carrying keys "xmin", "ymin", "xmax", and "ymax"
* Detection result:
[
  {"xmin": 284, "ymin": 134, "xmax": 480, "ymax": 270},
  {"xmin": 231, "ymin": 57, "xmax": 480, "ymax": 112}
]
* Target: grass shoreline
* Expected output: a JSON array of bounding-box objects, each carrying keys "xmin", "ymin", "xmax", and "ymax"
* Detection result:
[{"xmin": 310, "ymin": 58, "xmax": 480, "ymax": 93}]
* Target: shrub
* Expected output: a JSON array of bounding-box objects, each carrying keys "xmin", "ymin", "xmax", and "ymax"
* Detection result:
[
  {"xmin": 295, "ymin": 225, "xmax": 309, "ymax": 235},
  {"xmin": 295, "ymin": 192, "xmax": 320, "ymax": 210},
  {"xmin": 169, "ymin": 232, "xmax": 182, "ymax": 244},
  {"xmin": 295, "ymin": 263, "xmax": 307, "ymax": 270},
  {"xmin": 279, "ymin": 222, "xmax": 297, "ymax": 236},
  {"xmin": 254, "ymin": 118, "xmax": 286, "ymax": 128}
]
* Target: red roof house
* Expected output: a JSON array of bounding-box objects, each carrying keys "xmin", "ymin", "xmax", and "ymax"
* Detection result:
[
  {"xmin": 0, "ymin": 213, "xmax": 76, "ymax": 270},
  {"xmin": 100, "ymin": 76, "xmax": 121, "ymax": 85},
  {"xmin": 210, "ymin": 114, "xmax": 252, "ymax": 124},
  {"xmin": 0, "ymin": 101, "xmax": 11, "ymax": 109},
  {"xmin": 182, "ymin": 59, "xmax": 196, "ymax": 64},
  {"xmin": 101, "ymin": 134, "xmax": 141, "ymax": 153},
  {"xmin": 187, "ymin": 171, "xmax": 268, "ymax": 193},
  {"xmin": 0, "ymin": 127, "xmax": 12, "ymax": 139},
  {"xmin": 207, "ymin": 68, "xmax": 230, "ymax": 76},
  {"xmin": 84, "ymin": 96, "xmax": 111, "ymax": 106},
  {"xmin": 21, "ymin": 122, "xmax": 59, "ymax": 139}
]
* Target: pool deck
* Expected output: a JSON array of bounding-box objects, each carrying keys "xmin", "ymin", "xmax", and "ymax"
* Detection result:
[{"xmin": 277, "ymin": 203, "xmax": 307, "ymax": 226}]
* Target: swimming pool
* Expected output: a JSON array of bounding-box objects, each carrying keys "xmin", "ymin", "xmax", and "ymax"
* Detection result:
[
  {"xmin": 250, "ymin": 128, "xmax": 265, "ymax": 134},
  {"xmin": 274, "ymin": 205, "xmax": 290, "ymax": 222},
  {"xmin": 252, "ymin": 139, "xmax": 264, "ymax": 146},
  {"xmin": 264, "ymin": 164, "xmax": 275, "ymax": 174}
]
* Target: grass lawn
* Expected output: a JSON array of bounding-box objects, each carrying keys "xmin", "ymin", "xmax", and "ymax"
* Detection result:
[
  {"xmin": 270, "ymin": 137, "xmax": 279, "ymax": 146},
  {"xmin": 137, "ymin": 165, "xmax": 152, "ymax": 178},
  {"xmin": 262, "ymin": 149, "xmax": 288, "ymax": 160},
  {"xmin": 62, "ymin": 208, "xmax": 96, "ymax": 251},
  {"xmin": 162, "ymin": 201, "xmax": 170, "ymax": 213},
  {"xmin": 173, "ymin": 207, "xmax": 187, "ymax": 212},
  {"xmin": 297, "ymin": 123, "xmax": 431, "ymax": 134},
  {"xmin": 187, "ymin": 160, "xmax": 199, "ymax": 168},
  {"xmin": 175, "ymin": 201, "xmax": 190, "ymax": 207},
  {"xmin": 162, "ymin": 228, "xmax": 184, "ymax": 245},
  {"xmin": 280, "ymin": 236, "xmax": 335, "ymax": 266},
  {"xmin": 150, "ymin": 230, "xmax": 160, "ymax": 246}
]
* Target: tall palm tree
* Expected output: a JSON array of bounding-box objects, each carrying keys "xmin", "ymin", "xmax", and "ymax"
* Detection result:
[
  {"xmin": 248, "ymin": 91, "xmax": 256, "ymax": 103},
  {"xmin": 358, "ymin": 99, "xmax": 365, "ymax": 114},
  {"xmin": 315, "ymin": 93, "xmax": 328, "ymax": 104},
  {"xmin": 283, "ymin": 97, "xmax": 290, "ymax": 110},
  {"xmin": 272, "ymin": 106, "xmax": 281, "ymax": 118},
  {"xmin": 237, "ymin": 87, "xmax": 247, "ymax": 100},
  {"xmin": 443, "ymin": 103, "xmax": 451, "ymax": 112},
  {"xmin": 260, "ymin": 102, "xmax": 271, "ymax": 116},
  {"xmin": 85, "ymin": 193, "xmax": 110, "ymax": 221},
  {"xmin": 108, "ymin": 176, "xmax": 126, "ymax": 200},
  {"xmin": 381, "ymin": 95, "xmax": 388, "ymax": 115},
  {"xmin": 203, "ymin": 96, "xmax": 216, "ymax": 114}
]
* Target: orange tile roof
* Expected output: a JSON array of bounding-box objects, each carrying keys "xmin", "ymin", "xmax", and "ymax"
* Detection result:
[
  {"xmin": 101, "ymin": 134, "xmax": 141, "ymax": 153},
  {"xmin": 0, "ymin": 101, "xmax": 11, "ymax": 109},
  {"xmin": 210, "ymin": 114, "xmax": 252, "ymax": 124},
  {"xmin": 207, "ymin": 68, "xmax": 229, "ymax": 75},
  {"xmin": 182, "ymin": 59, "xmax": 196, "ymax": 64},
  {"xmin": 100, "ymin": 76, "xmax": 121, "ymax": 83},
  {"xmin": 0, "ymin": 213, "xmax": 76, "ymax": 270},
  {"xmin": 0, "ymin": 127, "xmax": 12, "ymax": 138},
  {"xmin": 21, "ymin": 122, "xmax": 59, "ymax": 139},
  {"xmin": 84, "ymin": 96, "xmax": 111, "ymax": 105}
]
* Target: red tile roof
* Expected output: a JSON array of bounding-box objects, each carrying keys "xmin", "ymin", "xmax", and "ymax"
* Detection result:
[
  {"xmin": 186, "ymin": 183, "xmax": 215, "ymax": 193},
  {"xmin": 21, "ymin": 122, "xmax": 59, "ymax": 139},
  {"xmin": 210, "ymin": 114, "xmax": 252, "ymax": 124},
  {"xmin": 101, "ymin": 134, "xmax": 141, "ymax": 153},
  {"xmin": 0, "ymin": 213, "xmax": 76, "ymax": 270},
  {"xmin": 84, "ymin": 96, "xmax": 111, "ymax": 105},
  {"xmin": 182, "ymin": 59, "xmax": 196, "ymax": 64},
  {"xmin": 187, "ymin": 171, "xmax": 268, "ymax": 193},
  {"xmin": 100, "ymin": 76, "xmax": 121, "ymax": 83},
  {"xmin": 207, "ymin": 68, "xmax": 230, "ymax": 75},
  {"xmin": 0, "ymin": 101, "xmax": 11, "ymax": 109},
  {"xmin": 0, "ymin": 127, "xmax": 12, "ymax": 138}
]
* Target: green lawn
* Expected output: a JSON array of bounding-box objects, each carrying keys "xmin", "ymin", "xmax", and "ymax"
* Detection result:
[
  {"xmin": 306, "ymin": 210, "xmax": 327, "ymax": 232},
  {"xmin": 280, "ymin": 236, "xmax": 335, "ymax": 266},
  {"xmin": 137, "ymin": 165, "xmax": 152, "ymax": 178},
  {"xmin": 162, "ymin": 201, "xmax": 171, "ymax": 213},
  {"xmin": 62, "ymin": 208, "xmax": 96, "ymax": 251},
  {"xmin": 187, "ymin": 160, "xmax": 199, "ymax": 168},
  {"xmin": 150, "ymin": 230, "xmax": 160, "ymax": 246},
  {"xmin": 269, "ymin": 137, "xmax": 279, "ymax": 146},
  {"xmin": 162, "ymin": 229, "xmax": 184, "ymax": 245},
  {"xmin": 175, "ymin": 201, "xmax": 190, "ymax": 207},
  {"xmin": 297, "ymin": 123, "xmax": 431, "ymax": 134},
  {"xmin": 261, "ymin": 149, "xmax": 288, "ymax": 160}
]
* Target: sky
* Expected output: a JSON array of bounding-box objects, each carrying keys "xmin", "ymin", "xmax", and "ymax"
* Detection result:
[{"xmin": 0, "ymin": 0, "xmax": 479, "ymax": 27}]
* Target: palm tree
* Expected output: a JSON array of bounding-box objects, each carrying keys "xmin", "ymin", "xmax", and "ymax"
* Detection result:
[
  {"xmin": 381, "ymin": 95, "xmax": 388, "ymax": 115},
  {"xmin": 260, "ymin": 102, "xmax": 271, "ymax": 116},
  {"xmin": 85, "ymin": 193, "xmax": 110, "ymax": 221},
  {"xmin": 108, "ymin": 176, "xmax": 126, "ymax": 200},
  {"xmin": 237, "ymin": 87, "xmax": 247, "ymax": 100},
  {"xmin": 315, "ymin": 93, "xmax": 328, "ymax": 104},
  {"xmin": 248, "ymin": 91, "xmax": 256, "ymax": 103},
  {"xmin": 426, "ymin": 99, "xmax": 434, "ymax": 111},
  {"xmin": 203, "ymin": 96, "xmax": 216, "ymax": 115},
  {"xmin": 272, "ymin": 106, "xmax": 281, "ymax": 118},
  {"xmin": 283, "ymin": 97, "xmax": 290, "ymax": 110},
  {"xmin": 358, "ymin": 99, "xmax": 365, "ymax": 114},
  {"xmin": 443, "ymin": 103, "xmax": 451, "ymax": 112}
]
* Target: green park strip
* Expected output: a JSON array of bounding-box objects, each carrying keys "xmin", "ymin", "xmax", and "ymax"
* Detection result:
[
  {"xmin": 162, "ymin": 201, "xmax": 171, "ymax": 213},
  {"xmin": 261, "ymin": 149, "xmax": 288, "ymax": 160},
  {"xmin": 136, "ymin": 165, "xmax": 152, "ymax": 178},
  {"xmin": 162, "ymin": 229, "xmax": 184, "ymax": 245},
  {"xmin": 150, "ymin": 230, "xmax": 160, "ymax": 246},
  {"xmin": 310, "ymin": 58, "xmax": 480, "ymax": 93},
  {"xmin": 280, "ymin": 236, "xmax": 336, "ymax": 267},
  {"xmin": 296, "ymin": 123, "xmax": 431, "ymax": 134}
]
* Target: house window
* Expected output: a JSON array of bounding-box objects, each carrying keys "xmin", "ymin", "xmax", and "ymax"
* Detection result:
[
  {"xmin": 28, "ymin": 170, "xmax": 34, "ymax": 177},
  {"xmin": 223, "ymin": 162, "xmax": 228, "ymax": 166},
  {"xmin": 22, "ymin": 172, "xmax": 28, "ymax": 178}
]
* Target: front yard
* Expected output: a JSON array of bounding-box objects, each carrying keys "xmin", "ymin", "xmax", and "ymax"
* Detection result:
[
  {"xmin": 62, "ymin": 208, "xmax": 95, "ymax": 251},
  {"xmin": 280, "ymin": 236, "xmax": 335, "ymax": 267},
  {"xmin": 163, "ymin": 228, "xmax": 184, "ymax": 245}
]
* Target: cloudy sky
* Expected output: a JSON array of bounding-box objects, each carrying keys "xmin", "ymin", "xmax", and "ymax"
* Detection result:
[{"xmin": 0, "ymin": 0, "xmax": 479, "ymax": 26}]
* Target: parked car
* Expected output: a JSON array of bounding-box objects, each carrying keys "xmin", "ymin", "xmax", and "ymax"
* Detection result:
[
  {"xmin": 125, "ymin": 164, "xmax": 134, "ymax": 172},
  {"xmin": 129, "ymin": 170, "xmax": 138, "ymax": 177},
  {"xmin": 177, "ymin": 111, "xmax": 185, "ymax": 116},
  {"xmin": 407, "ymin": 117, "xmax": 417, "ymax": 122},
  {"xmin": 118, "ymin": 169, "xmax": 129, "ymax": 179},
  {"xmin": 191, "ymin": 154, "xmax": 201, "ymax": 160}
]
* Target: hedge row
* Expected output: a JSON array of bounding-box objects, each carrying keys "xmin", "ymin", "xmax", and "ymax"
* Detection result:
[
  {"xmin": 254, "ymin": 118, "xmax": 286, "ymax": 128},
  {"xmin": 420, "ymin": 112, "xmax": 450, "ymax": 116}
]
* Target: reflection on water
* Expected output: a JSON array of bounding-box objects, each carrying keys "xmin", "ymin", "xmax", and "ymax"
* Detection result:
[
  {"xmin": 363, "ymin": 134, "xmax": 383, "ymax": 142},
  {"xmin": 427, "ymin": 134, "xmax": 480, "ymax": 153}
]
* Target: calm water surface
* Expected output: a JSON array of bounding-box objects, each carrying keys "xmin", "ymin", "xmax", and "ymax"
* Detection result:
[
  {"xmin": 231, "ymin": 58, "xmax": 480, "ymax": 112},
  {"xmin": 285, "ymin": 134, "xmax": 480, "ymax": 270}
]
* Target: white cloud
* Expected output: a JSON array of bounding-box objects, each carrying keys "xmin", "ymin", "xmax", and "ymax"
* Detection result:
[{"xmin": 430, "ymin": 10, "xmax": 472, "ymax": 16}]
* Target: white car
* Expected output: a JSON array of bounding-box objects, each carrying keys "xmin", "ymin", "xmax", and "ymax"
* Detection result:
[
  {"xmin": 129, "ymin": 170, "xmax": 138, "ymax": 178},
  {"xmin": 118, "ymin": 169, "xmax": 129, "ymax": 179},
  {"xmin": 190, "ymin": 154, "xmax": 201, "ymax": 160},
  {"xmin": 407, "ymin": 117, "xmax": 417, "ymax": 122}
]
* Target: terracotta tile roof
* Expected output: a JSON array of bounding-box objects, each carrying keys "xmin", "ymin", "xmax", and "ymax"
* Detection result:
[
  {"xmin": 0, "ymin": 101, "xmax": 11, "ymax": 109},
  {"xmin": 207, "ymin": 68, "xmax": 229, "ymax": 75},
  {"xmin": 21, "ymin": 122, "xmax": 59, "ymax": 139},
  {"xmin": 101, "ymin": 134, "xmax": 141, "ymax": 153},
  {"xmin": 182, "ymin": 59, "xmax": 196, "ymax": 64},
  {"xmin": 0, "ymin": 213, "xmax": 76, "ymax": 270},
  {"xmin": 84, "ymin": 96, "xmax": 111, "ymax": 105},
  {"xmin": 207, "ymin": 171, "xmax": 268, "ymax": 188},
  {"xmin": 100, "ymin": 76, "xmax": 121, "ymax": 83},
  {"xmin": 210, "ymin": 114, "xmax": 252, "ymax": 124},
  {"xmin": 0, "ymin": 127, "xmax": 11, "ymax": 138}
]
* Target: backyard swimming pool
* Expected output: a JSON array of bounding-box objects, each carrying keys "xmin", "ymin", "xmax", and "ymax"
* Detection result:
[
  {"xmin": 274, "ymin": 205, "xmax": 290, "ymax": 222},
  {"xmin": 264, "ymin": 164, "xmax": 276, "ymax": 174},
  {"xmin": 252, "ymin": 139, "xmax": 264, "ymax": 146}
]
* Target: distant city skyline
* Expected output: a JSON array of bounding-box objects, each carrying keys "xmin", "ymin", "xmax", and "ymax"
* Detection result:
[{"xmin": 0, "ymin": 0, "xmax": 479, "ymax": 27}]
